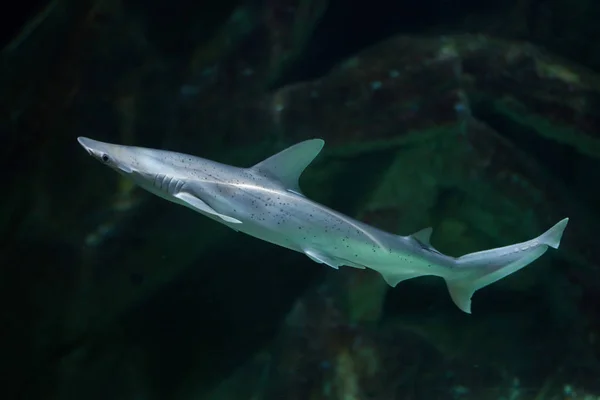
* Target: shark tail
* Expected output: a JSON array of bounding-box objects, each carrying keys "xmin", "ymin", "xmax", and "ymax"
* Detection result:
[{"xmin": 443, "ymin": 218, "xmax": 569, "ymax": 314}]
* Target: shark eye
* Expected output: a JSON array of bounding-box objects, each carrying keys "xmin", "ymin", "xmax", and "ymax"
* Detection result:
[{"xmin": 101, "ymin": 154, "xmax": 110, "ymax": 163}]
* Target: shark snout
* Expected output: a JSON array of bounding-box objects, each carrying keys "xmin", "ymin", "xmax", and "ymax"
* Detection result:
[
  {"xmin": 77, "ymin": 136, "xmax": 112, "ymax": 160},
  {"xmin": 77, "ymin": 136, "xmax": 135, "ymax": 174},
  {"xmin": 77, "ymin": 136, "xmax": 97, "ymax": 155}
]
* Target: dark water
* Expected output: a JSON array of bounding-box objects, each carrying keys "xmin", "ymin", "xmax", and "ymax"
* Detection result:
[{"xmin": 2, "ymin": 0, "xmax": 600, "ymax": 399}]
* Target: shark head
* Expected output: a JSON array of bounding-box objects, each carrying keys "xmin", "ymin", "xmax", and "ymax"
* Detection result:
[
  {"xmin": 77, "ymin": 136, "xmax": 207, "ymax": 204},
  {"xmin": 77, "ymin": 136, "xmax": 136, "ymax": 174},
  {"xmin": 77, "ymin": 135, "xmax": 245, "ymax": 222}
]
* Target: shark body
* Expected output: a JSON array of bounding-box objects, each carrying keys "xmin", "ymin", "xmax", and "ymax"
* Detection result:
[{"xmin": 77, "ymin": 136, "xmax": 568, "ymax": 313}]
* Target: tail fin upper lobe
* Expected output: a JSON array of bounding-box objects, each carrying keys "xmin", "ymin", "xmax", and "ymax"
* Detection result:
[{"xmin": 446, "ymin": 218, "xmax": 569, "ymax": 314}]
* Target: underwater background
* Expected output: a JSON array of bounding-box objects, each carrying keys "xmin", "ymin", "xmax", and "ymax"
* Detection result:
[{"xmin": 2, "ymin": 0, "xmax": 600, "ymax": 399}]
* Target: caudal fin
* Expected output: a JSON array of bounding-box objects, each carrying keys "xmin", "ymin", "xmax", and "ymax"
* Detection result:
[{"xmin": 446, "ymin": 218, "xmax": 569, "ymax": 314}]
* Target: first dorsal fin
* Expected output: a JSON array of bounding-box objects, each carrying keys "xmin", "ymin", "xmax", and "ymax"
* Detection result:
[{"xmin": 251, "ymin": 139, "xmax": 324, "ymax": 194}]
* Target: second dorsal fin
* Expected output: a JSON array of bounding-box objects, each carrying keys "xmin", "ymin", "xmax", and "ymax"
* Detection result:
[
  {"xmin": 408, "ymin": 227, "xmax": 441, "ymax": 254},
  {"xmin": 411, "ymin": 227, "xmax": 433, "ymax": 246},
  {"xmin": 409, "ymin": 226, "xmax": 443, "ymax": 254}
]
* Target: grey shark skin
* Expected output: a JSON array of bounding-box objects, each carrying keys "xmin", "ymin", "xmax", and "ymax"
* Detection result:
[{"xmin": 77, "ymin": 136, "xmax": 569, "ymax": 313}]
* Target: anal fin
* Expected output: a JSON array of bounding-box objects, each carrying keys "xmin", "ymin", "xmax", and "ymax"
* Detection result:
[
  {"xmin": 175, "ymin": 192, "xmax": 242, "ymax": 224},
  {"xmin": 380, "ymin": 270, "xmax": 428, "ymax": 287}
]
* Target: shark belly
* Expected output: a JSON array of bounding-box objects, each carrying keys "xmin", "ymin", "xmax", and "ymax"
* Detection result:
[
  {"xmin": 222, "ymin": 191, "xmax": 454, "ymax": 282},
  {"xmin": 208, "ymin": 186, "xmax": 407, "ymax": 269}
]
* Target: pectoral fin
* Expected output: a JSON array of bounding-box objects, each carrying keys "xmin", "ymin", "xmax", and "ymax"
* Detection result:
[{"xmin": 175, "ymin": 192, "xmax": 242, "ymax": 224}]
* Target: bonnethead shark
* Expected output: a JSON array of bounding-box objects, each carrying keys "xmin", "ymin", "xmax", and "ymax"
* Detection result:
[{"xmin": 77, "ymin": 136, "xmax": 569, "ymax": 313}]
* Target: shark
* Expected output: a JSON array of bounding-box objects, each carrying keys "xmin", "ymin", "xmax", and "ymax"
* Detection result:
[{"xmin": 77, "ymin": 136, "xmax": 569, "ymax": 313}]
